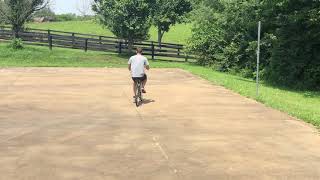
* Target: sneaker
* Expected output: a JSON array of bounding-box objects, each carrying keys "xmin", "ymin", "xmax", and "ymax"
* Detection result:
[{"xmin": 142, "ymin": 89, "xmax": 146, "ymax": 93}]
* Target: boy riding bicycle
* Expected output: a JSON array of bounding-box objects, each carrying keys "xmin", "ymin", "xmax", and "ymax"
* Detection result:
[{"xmin": 128, "ymin": 47, "xmax": 150, "ymax": 97}]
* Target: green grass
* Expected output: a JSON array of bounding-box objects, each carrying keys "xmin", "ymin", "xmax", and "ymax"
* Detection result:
[
  {"xmin": 1, "ymin": 44, "xmax": 319, "ymax": 128},
  {"xmin": 0, "ymin": 43, "xmax": 181, "ymax": 68},
  {"xmin": 181, "ymin": 65, "xmax": 320, "ymax": 128},
  {"xmin": 27, "ymin": 20, "xmax": 192, "ymax": 44}
]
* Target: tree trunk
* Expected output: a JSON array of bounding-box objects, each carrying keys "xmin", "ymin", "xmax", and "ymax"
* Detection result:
[
  {"xmin": 128, "ymin": 37, "xmax": 134, "ymax": 54},
  {"xmin": 158, "ymin": 28, "xmax": 164, "ymax": 49},
  {"xmin": 12, "ymin": 25, "xmax": 20, "ymax": 38}
]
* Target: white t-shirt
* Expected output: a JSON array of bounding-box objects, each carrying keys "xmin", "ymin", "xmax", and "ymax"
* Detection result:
[{"xmin": 128, "ymin": 54, "xmax": 149, "ymax": 77}]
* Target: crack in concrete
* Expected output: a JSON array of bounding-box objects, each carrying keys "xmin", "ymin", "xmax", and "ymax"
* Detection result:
[{"xmin": 123, "ymin": 89, "xmax": 180, "ymax": 177}]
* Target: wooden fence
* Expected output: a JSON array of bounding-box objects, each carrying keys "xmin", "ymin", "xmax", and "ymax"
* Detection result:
[{"xmin": 0, "ymin": 26, "xmax": 192, "ymax": 61}]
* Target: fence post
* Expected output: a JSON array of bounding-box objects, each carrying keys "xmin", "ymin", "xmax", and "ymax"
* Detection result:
[
  {"xmin": 49, "ymin": 35, "xmax": 53, "ymax": 50},
  {"xmin": 118, "ymin": 41, "xmax": 122, "ymax": 54},
  {"xmin": 185, "ymin": 54, "xmax": 189, "ymax": 62},
  {"xmin": 72, "ymin": 33, "xmax": 75, "ymax": 48},
  {"xmin": 47, "ymin": 29, "xmax": 51, "ymax": 46},
  {"xmin": 84, "ymin": 39, "xmax": 88, "ymax": 52},
  {"xmin": 99, "ymin": 36, "xmax": 102, "ymax": 45},
  {"xmin": 178, "ymin": 48, "xmax": 180, "ymax": 56},
  {"xmin": 151, "ymin": 41, "xmax": 155, "ymax": 60}
]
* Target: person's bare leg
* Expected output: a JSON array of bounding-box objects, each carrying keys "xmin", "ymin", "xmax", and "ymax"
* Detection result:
[
  {"xmin": 142, "ymin": 78, "xmax": 147, "ymax": 88},
  {"xmin": 133, "ymin": 82, "xmax": 137, "ymax": 96},
  {"xmin": 142, "ymin": 78, "xmax": 147, "ymax": 93}
]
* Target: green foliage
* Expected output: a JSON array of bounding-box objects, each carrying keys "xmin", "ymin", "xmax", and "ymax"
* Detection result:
[
  {"xmin": 264, "ymin": 0, "xmax": 320, "ymax": 90},
  {"xmin": 0, "ymin": 12, "xmax": 4, "ymax": 25},
  {"xmin": 149, "ymin": 0, "xmax": 192, "ymax": 45},
  {"xmin": 0, "ymin": 0, "xmax": 49, "ymax": 37},
  {"xmin": 8, "ymin": 38, "xmax": 23, "ymax": 49},
  {"xmin": 93, "ymin": 0, "xmax": 151, "ymax": 52},
  {"xmin": 92, "ymin": 0, "xmax": 192, "ymax": 47},
  {"xmin": 189, "ymin": 0, "xmax": 320, "ymax": 90},
  {"xmin": 189, "ymin": 0, "xmax": 259, "ymax": 70}
]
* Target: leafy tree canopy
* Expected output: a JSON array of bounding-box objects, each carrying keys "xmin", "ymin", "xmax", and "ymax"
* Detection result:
[
  {"xmin": 93, "ymin": 0, "xmax": 151, "ymax": 52},
  {"xmin": 189, "ymin": 0, "xmax": 320, "ymax": 90},
  {"xmin": 150, "ymin": 0, "xmax": 192, "ymax": 45},
  {"xmin": 0, "ymin": 0, "xmax": 49, "ymax": 37}
]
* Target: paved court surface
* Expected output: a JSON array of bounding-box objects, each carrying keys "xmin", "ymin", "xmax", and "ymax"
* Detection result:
[{"xmin": 0, "ymin": 68, "xmax": 320, "ymax": 180}]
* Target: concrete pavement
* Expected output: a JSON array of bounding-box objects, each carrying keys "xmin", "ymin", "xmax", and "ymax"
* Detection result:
[{"xmin": 0, "ymin": 68, "xmax": 319, "ymax": 180}]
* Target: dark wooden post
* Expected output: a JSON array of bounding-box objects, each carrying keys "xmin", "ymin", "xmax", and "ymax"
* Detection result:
[
  {"xmin": 151, "ymin": 41, "xmax": 155, "ymax": 60},
  {"xmin": 72, "ymin": 33, "xmax": 75, "ymax": 48},
  {"xmin": 49, "ymin": 35, "xmax": 53, "ymax": 50},
  {"xmin": 47, "ymin": 29, "xmax": 51, "ymax": 45},
  {"xmin": 185, "ymin": 54, "xmax": 189, "ymax": 62},
  {"xmin": 118, "ymin": 41, "xmax": 122, "ymax": 54},
  {"xmin": 84, "ymin": 39, "xmax": 88, "ymax": 52},
  {"xmin": 178, "ymin": 48, "xmax": 180, "ymax": 56},
  {"xmin": 99, "ymin": 36, "xmax": 102, "ymax": 45}
]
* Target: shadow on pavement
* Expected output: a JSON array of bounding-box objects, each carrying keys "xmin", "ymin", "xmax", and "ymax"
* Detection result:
[{"xmin": 143, "ymin": 99, "xmax": 156, "ymax": 105}]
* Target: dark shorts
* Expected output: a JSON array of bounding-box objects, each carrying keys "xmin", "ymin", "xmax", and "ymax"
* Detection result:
[{"xmin": 132, "ymin": 74, "xmax": 147, "ymax": 82}]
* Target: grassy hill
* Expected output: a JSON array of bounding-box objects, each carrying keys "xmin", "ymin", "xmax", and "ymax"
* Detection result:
[{"xmin": 27, "ymin": 20, "xmax": 192, "ymax": 44}]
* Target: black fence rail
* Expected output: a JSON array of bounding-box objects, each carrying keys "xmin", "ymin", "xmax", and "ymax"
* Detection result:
[{"xmin": 0, "ymin": 26, "xmax": 193, "ymax": 61}]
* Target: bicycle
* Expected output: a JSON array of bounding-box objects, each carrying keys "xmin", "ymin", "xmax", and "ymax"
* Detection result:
[{"xmin": 134, "ymin": 79, "xmax": 143, "ymax": 107}]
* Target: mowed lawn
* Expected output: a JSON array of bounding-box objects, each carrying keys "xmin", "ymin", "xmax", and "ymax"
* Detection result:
[
  {"xmin": 0, "ymin": 44, "xmax": 319, "ymax": 128},
  {"xmin": 27, "ymin": 20, "xmax": 192, "ymax": 44}
]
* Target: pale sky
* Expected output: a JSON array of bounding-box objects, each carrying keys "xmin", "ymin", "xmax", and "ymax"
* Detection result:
[{"xmin": 50, "ymin": 0, "xmax": 94, "ymax": 15}]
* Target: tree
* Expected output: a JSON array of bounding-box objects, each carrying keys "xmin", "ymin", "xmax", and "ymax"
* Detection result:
[
  {"xmin": 0, "ymin": 0, "xmax": 49, "ymax": 38},
  {"xmin": 76, "ymin": 0, "xmax": 93, "ymax": 17},
  {"xmin": 150, "ymin": 0, "xmax": 192, "ymax": 47},
  {"xmin": 189, "ymin": 0, "xmax": 260, "ymax": 71},
  {"xmin": 0, "ymin": 12, "xmax": 4, "ymax": 25},
  {"xmin": 93, "ymin": 0, "xmax": 151, "ymax": 53},
  {"xmin": 189, "ymin": 0, "xmax": 320, "ymax": 90},
  {"xmin": 264, "ymin": 0, "xmax": 320, "ymax": 89}
]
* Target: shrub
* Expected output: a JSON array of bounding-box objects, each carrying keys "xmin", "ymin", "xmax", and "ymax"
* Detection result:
[
  {"xmin": 8, "ymin": 38, "xmax": 24, "ymax": 49},
  {"xmin": 189, "ymin": 0, "xmax": 320, "ymax": 90}
]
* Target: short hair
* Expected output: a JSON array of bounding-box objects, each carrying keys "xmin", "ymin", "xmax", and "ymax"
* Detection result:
[{"xmin": 136, "ymin": 47, "xmax": 143, "ymax": 54}]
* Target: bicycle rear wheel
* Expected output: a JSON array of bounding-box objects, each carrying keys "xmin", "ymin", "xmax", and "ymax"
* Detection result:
[{"xmin": 135, "ymin": 81, "xmax": 142, "ymax": 107}]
